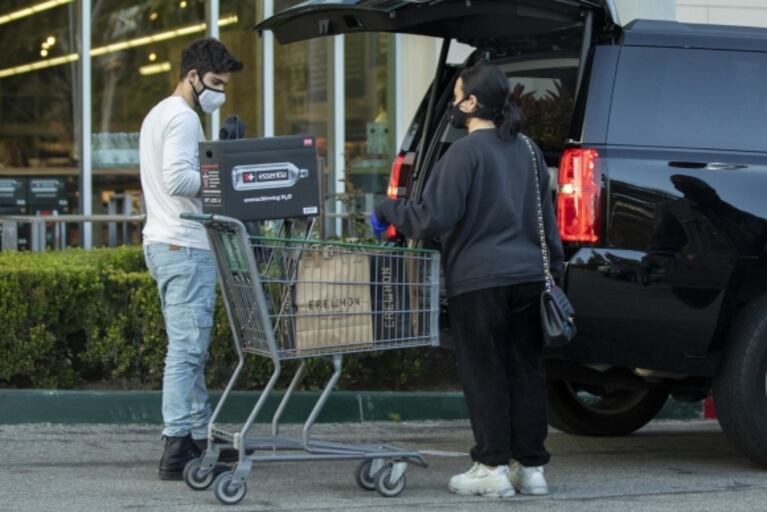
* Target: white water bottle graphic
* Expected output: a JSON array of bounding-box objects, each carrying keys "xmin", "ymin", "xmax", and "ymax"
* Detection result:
[{"xmin": 232, "ymin": 162, "xmax": 309, "ymax": 191}]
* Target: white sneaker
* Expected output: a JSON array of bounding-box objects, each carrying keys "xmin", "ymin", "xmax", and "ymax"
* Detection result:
[
  {"xmin": 509, "ymin": 461, "xmax": 549, "ymax": 495},
  {"xmin": 448, "ymin": 463, "xmax": 515, "ymax": 498},
  {"xmin": 448, "ymin": 462, "xmax": 480, "ymax": 489}
]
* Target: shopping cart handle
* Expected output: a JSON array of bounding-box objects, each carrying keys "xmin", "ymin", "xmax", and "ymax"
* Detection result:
[{"xmin": 180, "ymin": 212, "xmax": 215, "ymax": 222}]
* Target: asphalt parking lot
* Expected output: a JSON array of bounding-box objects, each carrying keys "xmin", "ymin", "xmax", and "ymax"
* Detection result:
[{"xmin": 0, "ymin": 420, "xmax": 765, "ymax": 512}]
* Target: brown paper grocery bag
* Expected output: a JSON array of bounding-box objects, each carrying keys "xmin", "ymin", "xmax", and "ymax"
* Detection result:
[{"xmin": 295, "ymin": 249, "xmax": 374, "ymax": 353}]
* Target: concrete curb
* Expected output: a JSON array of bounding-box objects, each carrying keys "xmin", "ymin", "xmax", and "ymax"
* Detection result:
[{"xmin": 0, "ymin": 389, "xmax": 704, "ymax": 425}]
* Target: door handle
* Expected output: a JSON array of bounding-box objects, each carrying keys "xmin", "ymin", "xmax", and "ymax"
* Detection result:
[{"xmin": 668, "ymin": 161, "xmax": 747, "ymax": 171}]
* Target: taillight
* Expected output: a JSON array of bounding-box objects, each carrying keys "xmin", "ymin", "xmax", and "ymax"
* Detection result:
[
  {"xmin": 557, "ymin": 148, "xmax": 601, "ymax": 244},
  {"xmin": 385, "ymin": 152, "xmax": 414, "ymax": 240},
  {"xmin": 387, "ymin": 153, "xmax": 406, "ymax": 199}
]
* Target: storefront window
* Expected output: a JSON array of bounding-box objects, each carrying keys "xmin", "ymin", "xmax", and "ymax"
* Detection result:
[
  {"xmin": 220, "ymin": 0, "xmax": 262, "ymax": 140},
  {"xmin": 0, "ymin": 0, "xmax": 78, "ymax": 251},
  {"xmin": 273, "ymin": 0, "xmax": 329, "ymax": 143},
  {"xmin": 0, "ymin": 1, "xmax": 77, "ymax": 174},
  {"xmin": 91, "ymin": 1, "xmax": 207, "ymax": 175},
  {"xmin": 0, "ymin": 1, "xmax": 259, "ymax": 247},
  {"xmin": 344, "ymin": 33, "xmax": 395, "ymax": 230},
  {"xmin": 273, "ymin": 0, "xmax": 332, "ymax": 233},
  {"xmin": 0, "ymin": 0, "xmax": 403, "ymax": 244}
]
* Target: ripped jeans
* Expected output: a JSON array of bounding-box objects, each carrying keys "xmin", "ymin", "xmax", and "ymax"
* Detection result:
[{"xmin": 144, "ymin": 243, "xmax": 216, "ymax": 440}]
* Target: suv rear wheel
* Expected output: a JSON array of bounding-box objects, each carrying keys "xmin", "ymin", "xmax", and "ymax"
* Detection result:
[
  {"xmin": 547, "ymin": 380, "xmax": 669, "ymax": 436},
  {"xmin": 713, "ymin": 295, "xmax": 767, "ymax": 468}
]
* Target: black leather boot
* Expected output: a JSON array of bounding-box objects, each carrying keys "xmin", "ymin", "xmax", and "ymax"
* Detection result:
[
  {"xmin": 192, "ymin": 438, "xmax": 242, "ymax": 463},
  {"xmin": 158, "ymin": 434, "xmax": 198, "ymax": 480}
]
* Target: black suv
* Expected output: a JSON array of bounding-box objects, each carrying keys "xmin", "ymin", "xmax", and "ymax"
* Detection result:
[{"xmin": 259, "ymin": 1, "xmax": 767, "ymax": 467}]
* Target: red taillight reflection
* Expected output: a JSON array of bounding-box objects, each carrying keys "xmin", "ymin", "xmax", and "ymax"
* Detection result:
[
  {"xmin": 387, "ymin": 153, "xmax": 406, "ymax": 199},
  {"xmin": 557, "ymin": 148, "xmax": 601, "ymax": 244},
  {"xmin": 384, "ymin": 153, "xmax": 410, "ymax": 240}
]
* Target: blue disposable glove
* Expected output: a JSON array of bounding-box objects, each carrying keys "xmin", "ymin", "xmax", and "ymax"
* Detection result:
[{"xmin": 369, "ymin": 210, "xmax": 390, "ymax": 240}]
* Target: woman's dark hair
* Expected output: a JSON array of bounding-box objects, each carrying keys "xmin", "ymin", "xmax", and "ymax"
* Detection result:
[
  {"xmin": 459, "ymin": 63, "xmax": 522, "ymax": 141},
  {"xmin": 179, "ymin": 38, "xmax": 243, "ymax": 80}
]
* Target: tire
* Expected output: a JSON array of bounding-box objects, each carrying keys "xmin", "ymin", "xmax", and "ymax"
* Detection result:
[
  {"xmin": 713, "ymin": 295, "xmax": 767, "ymax": 468},
  {"xmin": 183, "ymin": 458, "xmax": 214, "ymax": 491},
  {"xmin": 547, "ymin": 379, "xmax": 669, "ymax": 436},
  {"xmin": 213, "ymin": 471, "xmax": 247, "ymax": 506},
  {"xmin": 374, "ymin": 465, "xmax": 407, "ymax": 498},
  {"xmin": 354, "ymin": 460, "xmax": 377, "ymax": 491}
]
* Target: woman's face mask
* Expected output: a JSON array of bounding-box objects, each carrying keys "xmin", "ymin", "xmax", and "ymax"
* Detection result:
[
  {"xmin": 449, "ymin": 98, "xmax": 473, "ymax": 129},
  {"xmin": 192, "ymin": 75, "xmax": 226, "ymax": 114}
]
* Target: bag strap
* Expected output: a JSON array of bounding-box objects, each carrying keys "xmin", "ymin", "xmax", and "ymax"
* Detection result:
[{"xmin": 521, "ymin": 134, "xmax": 554, "ymax": 292}]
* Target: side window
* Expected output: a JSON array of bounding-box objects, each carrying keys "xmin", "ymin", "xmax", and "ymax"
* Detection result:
[{"xmin": 609, "ymin": 47, "xmax": 767, "ymax": 152}]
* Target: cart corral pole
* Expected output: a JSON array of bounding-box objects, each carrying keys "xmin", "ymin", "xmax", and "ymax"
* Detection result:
[
  {"xmin": 263, "ymin": 0, "xmax": 275, "ymax": 138},
  {"xmin": 78, "ymin": 0, "xmax": 92, "ymax": 249},
  {"xmin": 206, "ymin": 0, "xmax": 221, "ymax": 140}
]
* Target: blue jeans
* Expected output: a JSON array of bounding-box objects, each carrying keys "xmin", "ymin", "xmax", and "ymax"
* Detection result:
[{"xmin": 144, "ymin": 243, "xmax": 216, "ymax": 440}]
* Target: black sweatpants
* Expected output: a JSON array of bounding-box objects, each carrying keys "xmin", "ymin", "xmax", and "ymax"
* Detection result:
[{"xmin": 449, "ymin": 282, "xmax": 551, "ymax": 468}]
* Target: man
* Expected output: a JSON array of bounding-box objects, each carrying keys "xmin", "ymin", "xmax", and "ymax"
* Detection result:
[{"xmin": 139, "ymin": 38, "xmax": 242, "ymax": 481}]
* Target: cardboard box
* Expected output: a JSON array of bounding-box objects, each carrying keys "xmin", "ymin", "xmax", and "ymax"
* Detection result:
[{"xmin": 200, "ymin": 135, "xmax": 320, "ymax": 222}]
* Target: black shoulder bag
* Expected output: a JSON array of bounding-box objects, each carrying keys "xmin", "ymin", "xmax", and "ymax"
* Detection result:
[{"xmin": 522, "ymin": 135, "xmax": 577, "ymax": 347}]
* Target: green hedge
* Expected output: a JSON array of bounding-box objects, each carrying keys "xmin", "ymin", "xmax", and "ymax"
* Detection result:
[{"xmin": 0, "ymin": 247, "xmax": 458, "ymax": 390}]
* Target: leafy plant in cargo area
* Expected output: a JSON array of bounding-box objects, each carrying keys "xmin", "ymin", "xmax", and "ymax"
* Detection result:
[
  {"xmin": 511, "ymin": 80, "xmax": 573, "ymax": 151},
  {"xmin": 0, "ymin": 247, "xmax": 458, "ymax": 390}
]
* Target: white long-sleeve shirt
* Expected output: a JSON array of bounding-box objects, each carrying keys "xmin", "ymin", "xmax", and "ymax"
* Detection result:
[{"xmin": 140, "ymin": 96, "xmax": 209, "ymax": 250}]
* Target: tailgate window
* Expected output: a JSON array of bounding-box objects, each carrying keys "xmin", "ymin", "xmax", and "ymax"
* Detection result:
[
  {"xmin": 502, "ymin": 58, "xmax": 579, "ymax": 155},
  {"xmin": 432, "ymin": 57, "xmax": 578, "ymax": 161}
]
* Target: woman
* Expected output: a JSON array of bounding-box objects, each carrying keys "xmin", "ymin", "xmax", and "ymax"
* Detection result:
[{"xmin": 371, "ymin": 63, "xmax": 564, "ymax": 498}]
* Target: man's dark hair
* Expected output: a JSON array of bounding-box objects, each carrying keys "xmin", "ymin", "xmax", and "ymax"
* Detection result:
[{"xmin": 179, "ymin": 38, "xmax": 243, "ymax": 80}]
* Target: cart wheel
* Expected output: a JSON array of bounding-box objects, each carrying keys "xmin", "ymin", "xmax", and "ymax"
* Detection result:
[
  {"xmin": 213, "ymin": 471, "xmax": 247, "ymax": 506},
  {"xmin": 375, "ymin": 465, "xmax": 407, "ymax": 498},
  {"xmin": 354, "ymin": 460, "xmax": 377, "ymax": 491},
  {"xmin": 183, "ymin": 458, "xmax": 214, "ymax": 491}
]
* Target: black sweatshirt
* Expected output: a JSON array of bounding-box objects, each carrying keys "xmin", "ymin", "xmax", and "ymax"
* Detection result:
[{"xmin": 375, "ymin": 129, "xmax": 564, "ymax": 298}]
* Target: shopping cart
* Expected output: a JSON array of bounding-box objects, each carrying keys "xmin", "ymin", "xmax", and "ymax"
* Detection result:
[{"xmin": 179, "ymin": 213, "xmax": 441, "ymax": 505}]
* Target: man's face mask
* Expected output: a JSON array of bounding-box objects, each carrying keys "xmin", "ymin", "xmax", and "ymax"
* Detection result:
[
  {"xmin": 192, "ymin": 74, "xmax": 226, "ymax": 114},
  {"xmin": 449, "ymin": 98, "xmax": 473, "ymax": 129}
]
